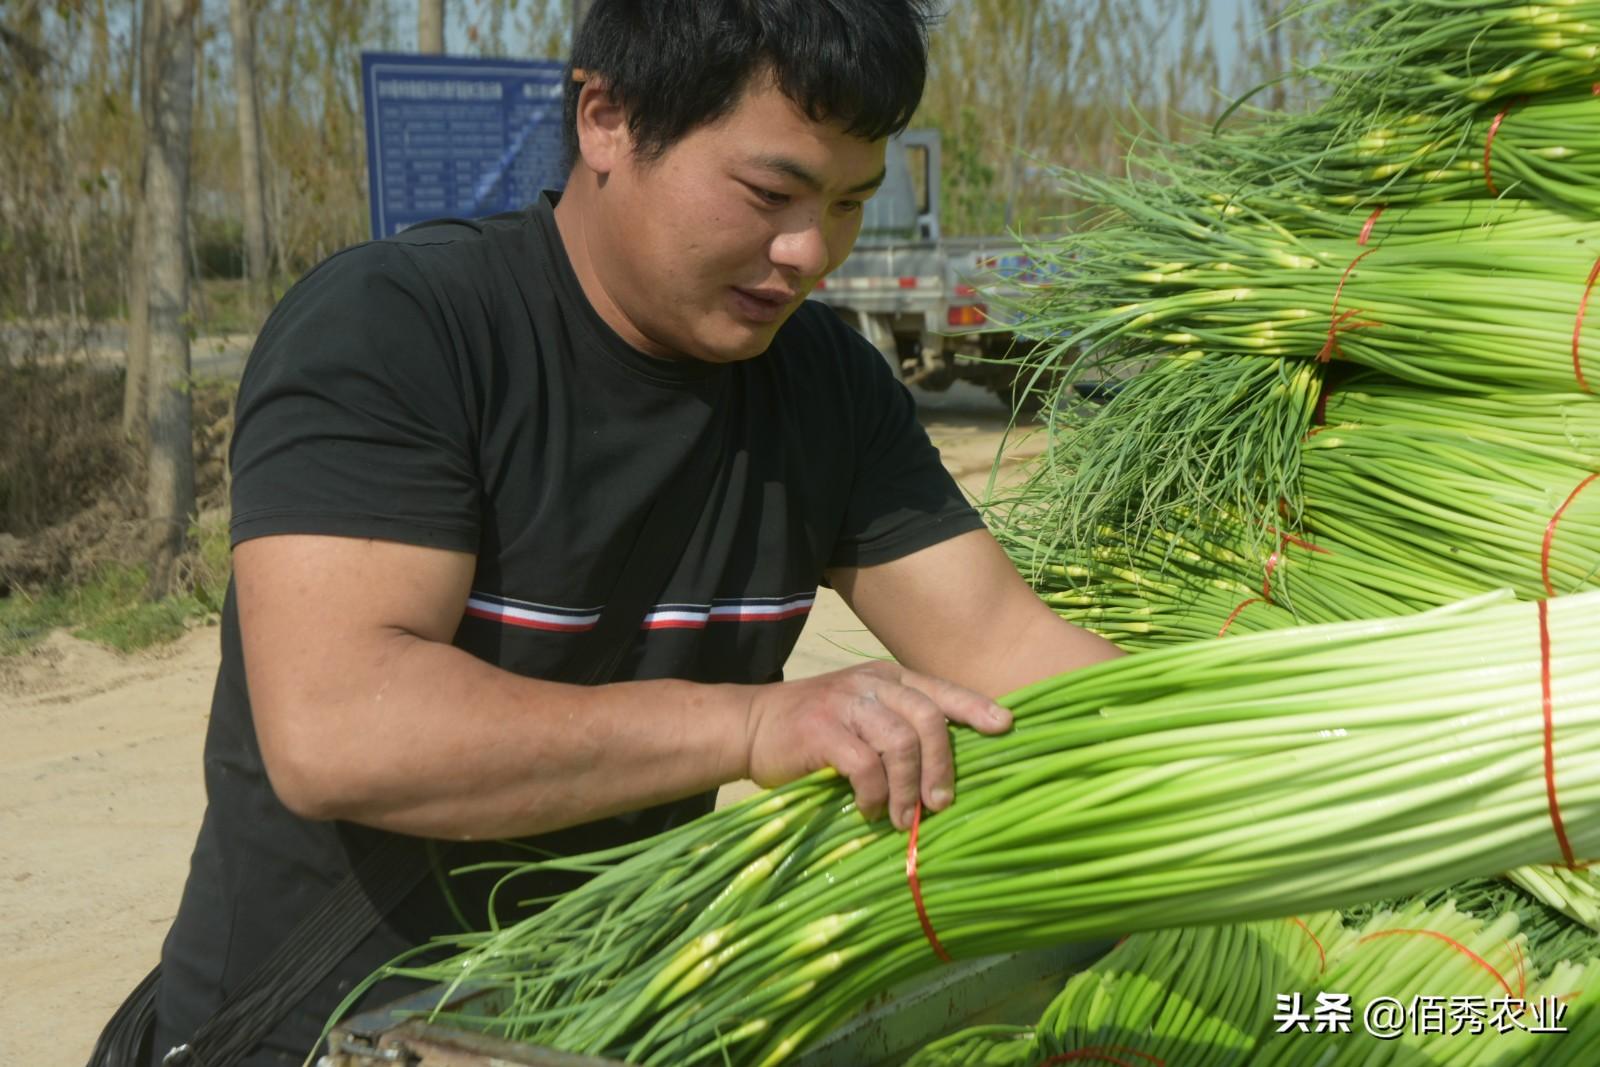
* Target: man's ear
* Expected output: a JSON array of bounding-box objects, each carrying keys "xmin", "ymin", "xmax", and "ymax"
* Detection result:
[{"xmin": 572, "ymin": 77, "xmax": 630, "ymax": 176}]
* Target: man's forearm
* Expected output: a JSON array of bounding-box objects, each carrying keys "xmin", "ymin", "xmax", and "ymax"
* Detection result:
[
  {"xmin": 257, "ymin": 629, "xmax": 754, "ymax": 840},
  {"xmin": 974, "ymin": 606, "xmax": 1123, "ymax": 700}
]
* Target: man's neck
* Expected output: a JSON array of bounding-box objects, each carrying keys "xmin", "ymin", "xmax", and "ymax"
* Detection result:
[{"xmin": 551, "ymin": 175, "xmax": 670, "ymax": 359}]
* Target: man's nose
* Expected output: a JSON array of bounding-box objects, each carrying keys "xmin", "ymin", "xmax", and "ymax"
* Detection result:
[{"xmin": 770, "ymin": 220, "xmax": 830, "ymax": 280}]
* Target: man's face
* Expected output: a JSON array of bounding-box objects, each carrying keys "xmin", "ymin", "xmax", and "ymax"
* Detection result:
[{"xmin": 586, "ymin": 77, "xmax": 887, "ymax": 364}]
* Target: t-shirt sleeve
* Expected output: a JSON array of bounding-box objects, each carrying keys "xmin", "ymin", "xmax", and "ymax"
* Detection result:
[
  {"xmin": 823, "ymin": 317, "xmax": 987, "ymax": 569},
  {"xmin": 228, "ymin": 241, "xmax": 482, "ymax": 553}
]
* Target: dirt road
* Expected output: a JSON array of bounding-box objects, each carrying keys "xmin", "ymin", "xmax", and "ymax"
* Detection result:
[{"xmin": 0, "ymin": 387, "xmax": 1038, "ymax": 1063}]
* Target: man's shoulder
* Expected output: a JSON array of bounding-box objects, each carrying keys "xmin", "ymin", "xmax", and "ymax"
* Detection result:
[
  {"xmin": 318, "ymin": 209, "xmax": 530, "ymax": 274},
  {"xmin": 387, "ymin": 209, "xmax": 531, "ymax": 253},
  {"xmin": 283, "ymin": 211, "xmax": 537, "ymax": 322},
  {"xmin": 384, "ymin": 210, "xmax": 536, "ymax": 282}
]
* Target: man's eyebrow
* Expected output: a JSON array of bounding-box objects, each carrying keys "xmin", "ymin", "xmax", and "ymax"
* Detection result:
[{"xmin": 750, "ymin": 154, "xmax": 887, "ymax": 196}]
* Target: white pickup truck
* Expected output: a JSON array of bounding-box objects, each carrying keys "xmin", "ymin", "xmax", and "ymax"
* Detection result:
[{"xmin": 808, "ymin": 128, "xmax": 1055, "ymax": 409}]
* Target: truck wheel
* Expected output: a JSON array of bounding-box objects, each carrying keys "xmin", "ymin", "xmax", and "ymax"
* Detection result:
[
  {"xmin": 991, "ymin": 371, "xmax": 1049, "ymax": 420},
  {"xmin": 980, "ymin": 336, "xmax": 1072, "ymax": 420}
]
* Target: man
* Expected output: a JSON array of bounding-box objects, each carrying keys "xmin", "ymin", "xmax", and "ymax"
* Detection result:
[{"xmin": 143, "ymin": 1, "xmax": 1121, "ymax": 1062}]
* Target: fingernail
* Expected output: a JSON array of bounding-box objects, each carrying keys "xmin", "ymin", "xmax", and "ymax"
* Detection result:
[
  {"xmin": 930, "ymin": 787, "xmax": 952, "ymax": 809},
  {"xmin": 900, "ymin": 807, "xmax": 916, "ymax": 829},
  {"xmin": 991, "ymin": 705, "xmax": 1013, "ymax": 726}
]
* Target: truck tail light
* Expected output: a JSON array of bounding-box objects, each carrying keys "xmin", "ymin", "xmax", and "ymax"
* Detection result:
[{"xmin": 947, "ymin": 304, "xmax": 987, "ymax": 327}]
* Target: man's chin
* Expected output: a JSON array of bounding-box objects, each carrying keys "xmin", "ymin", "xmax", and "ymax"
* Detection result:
[{"xmin": 688, "ymin": 323, "xmax": 782, "ymax": 364}]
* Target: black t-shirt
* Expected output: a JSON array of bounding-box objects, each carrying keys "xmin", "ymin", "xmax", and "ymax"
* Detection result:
[{"xmin": 153, "ymin": 193, "xmax": 983, "ymax": 1062}]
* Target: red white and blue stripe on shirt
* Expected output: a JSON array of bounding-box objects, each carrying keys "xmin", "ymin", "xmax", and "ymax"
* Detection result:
[{"xmin": 463, "ymin": 591, "xmax": 814, "ymax": 633}]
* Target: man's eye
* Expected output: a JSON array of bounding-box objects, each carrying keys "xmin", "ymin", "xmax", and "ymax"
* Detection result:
[
  {"xmin": 751, "ymin": 186, "xmax": 790, "ymax": 207},
  {"xmin": 836, "ymin": 199, "xmax": 864, "ymax": 214}
]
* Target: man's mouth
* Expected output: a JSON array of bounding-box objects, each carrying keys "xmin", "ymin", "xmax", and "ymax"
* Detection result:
[{"xmin": 729, "ymin": 286, "xmax": 798, "ymax": 324}]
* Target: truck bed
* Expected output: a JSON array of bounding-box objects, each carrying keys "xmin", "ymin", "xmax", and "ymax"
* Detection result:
[{"xmin": 321, "ymin": 940, "xmax": 1112, "ymax": 1067}]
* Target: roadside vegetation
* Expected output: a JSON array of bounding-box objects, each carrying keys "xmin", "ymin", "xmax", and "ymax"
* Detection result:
[{"xmin": 0, "ymin": 363, "xmax": 235, "ymax": 654}]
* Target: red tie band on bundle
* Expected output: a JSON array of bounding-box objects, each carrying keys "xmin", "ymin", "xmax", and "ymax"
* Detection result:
[
  {"xmin": 1542, "ymin": 473, "xmax": 1598, "ymax": 597},
  {"xmin": 1217, "ymin": 597, "xmax": 1263, "ymax": 637},
  {"xmin": 1289, "ymin": 916, "xmax": 1327, "ymax": 974},
  {"xmin": 1317, "ymin": 249, "xmax": 1381, "ymax": 363},
  {"xmin": 1038, "ymin": 1048, "xmax": 1166, "ymax": 1067},
  {"xmin": 1219, "ymin": 533, "xmax": 1331, "ymax": 636},
  {"xmin": 1575, "ymin": 255, "xmax": 1599, "ymax": 394},
  {"xmin": 1261, "ymin": 532, "xmax": 1328, "ymax": 603},
  {"xmin": 1309, "ymin": 210, "xmax": 1385, "ymax": 423},
  {"xmin": 1539, "ymin": 472, "xmax": 1598, "ymax": 867},
  {"xmin": 1537, "ymin": 600, "xmax": 1581, "ymax": 870},
  {"xmin": 1357, "ymin": 929, "xmax": 1517, "ymax": 1000},
  {"xmin": 1357, "ymin": 205, "xmax": 1386, "ymax": 246},
  {"xmin": 905, "ymin": 801, "xmax": 952, "ymax": 963},
  {"xmin": 1483, "ymin": 97, "xmax": 1526, "ymax": 198}
]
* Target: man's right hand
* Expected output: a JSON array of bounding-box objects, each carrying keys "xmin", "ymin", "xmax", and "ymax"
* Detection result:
[{"xmin": 742, "ymin": 662, "xmax": 1013, "ymax": 831}]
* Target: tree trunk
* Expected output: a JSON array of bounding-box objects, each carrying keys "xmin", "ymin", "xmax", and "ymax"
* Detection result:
[
  {"xmin": 91, "ymin": 0, "xmax": 111, "ymax": 100},
  {"xmin": 122, "ymin": 0, "xmax": 140, "ymax": 104},
  {"xmin": 123, "ymin": 196, "xmax": 151, "ymax": 436},
  {"xmin": 268, "ymin": 0, "xmax": 300, "ymax": 281},
  {"xmin": 122, "ymin": 0, "xmax": 163, "ymax": 439},
  {"xmin": 1258, "ymin": 0, "xmax": 1288, "ymax": 110},
  {"xmin": 418, "ymin": 0, "xmax": 443, "ymax": 52},
  {"xmin": 142, "ymin": 0, "xmax": 198, "ymax": 597},
  {"xmin": 192, "ymin": 15, "xmax": 206, "ymax": 122},
  {"xmin": 229, "ymin": 0, "xmax": 270, "ymax": 323},
  {"xmin": 1002, "ymin": 0, "xmax": 1039, "ymax": 230}
]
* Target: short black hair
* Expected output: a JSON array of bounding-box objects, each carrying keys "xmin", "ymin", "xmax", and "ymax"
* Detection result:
[{"xmin": 563, "ymin": 0, "xmax": 938, "ymax": 169}]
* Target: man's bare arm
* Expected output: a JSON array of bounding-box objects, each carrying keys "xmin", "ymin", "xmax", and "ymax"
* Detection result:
[
  {"xmin": 238, "ymin": 534, "xmax": 1009, "ymax": 840},
  {"xmin": 831, "ymin": 528, "xmax": 1123, "ymax": 698}
]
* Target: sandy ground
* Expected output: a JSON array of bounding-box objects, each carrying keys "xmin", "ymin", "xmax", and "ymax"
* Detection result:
[{"xmin": 0, "ymin": 387, "xmax": 1038, "ymax": 1063}]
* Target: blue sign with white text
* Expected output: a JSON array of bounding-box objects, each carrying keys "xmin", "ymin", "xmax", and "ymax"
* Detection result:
[{"xmin": 360, "ymin": 52, "xmax": 568, "ymax": 238}]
